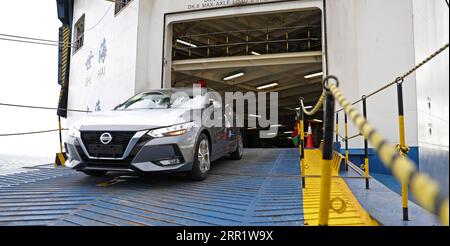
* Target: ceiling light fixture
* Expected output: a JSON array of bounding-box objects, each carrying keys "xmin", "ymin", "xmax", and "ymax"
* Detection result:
[
  {"xmin": 223, "ymin": 72, "xmax": 245, "ymax": 81},
  {"xmin": 257, "ymin": 83, "xmax": 279, "ymax": 90},
  {"xmin": 176, "ymin": 39, "xmax": 197, "ymax": 48},
  {"xmin": 251, "ymin": 51, "xmax": 261, "ymax": 56},
  {"xmin": 304, "ymin": 72, "xmax": 324, "ymax": 79},
  {"xmin": 270, "ymin": 124, "xmax": 284, "ymax": 128}
]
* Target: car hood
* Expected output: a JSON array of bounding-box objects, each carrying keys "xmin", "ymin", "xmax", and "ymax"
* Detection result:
[{"xmin": 76, "ymin": 109, "xmax": 192, "ymax": 131}]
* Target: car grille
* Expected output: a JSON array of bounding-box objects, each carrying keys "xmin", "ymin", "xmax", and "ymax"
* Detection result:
[
  {"xmin": 80, "ymin": 131, "xmax": 136, "ymax": 158},
  {"xmin": 76, "ymin": 135, "xmax": 152, "ymax": 167}
]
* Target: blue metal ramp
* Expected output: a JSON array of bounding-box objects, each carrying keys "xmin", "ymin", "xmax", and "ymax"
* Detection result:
[{"xmin": 0, "ymin": 149, "xmax": 304, "ymax": 226}]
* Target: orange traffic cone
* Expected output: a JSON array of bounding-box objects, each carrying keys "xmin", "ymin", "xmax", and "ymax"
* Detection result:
[{"xmin": 306, "ymin": 123, "xmax": 314, "ymax": 149}]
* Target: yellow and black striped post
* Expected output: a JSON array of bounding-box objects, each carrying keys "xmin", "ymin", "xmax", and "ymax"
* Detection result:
[
  {"xmin": 318, "ymin": 76, "xmax": 338, "ymax": 226},
  {"xmin": 344, "ymin": 113, "xmax": 349, "ymax": 171},
  {"xmin": 55, "ymin": 116, "xmax": 66, "ymax": 167},
  {"xmin": 336, "ymin": 113, "xmax": 339, "ymax": 143},
  {"xmin": 362, "ymin": 96, "xmax": 370, "ymax": 189},
  {"xmin": 396, "ymin": 80, "xmax": 409, "ymax": 221},
  {"xmin": 299, "ymin": 106, "xmax": 306, "ymax": 189}
]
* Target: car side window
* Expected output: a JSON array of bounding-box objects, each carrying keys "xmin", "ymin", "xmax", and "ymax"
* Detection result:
[{"xmin": 224, "ymin": 104, "xmax": 234, "ymax": 128}]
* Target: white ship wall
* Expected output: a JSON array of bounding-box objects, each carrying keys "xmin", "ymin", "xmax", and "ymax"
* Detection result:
[
  {"xmin": 412, "ymin": 0, "xmax": 449, "ymax": 191},
  {"xmin": 327, "ymin": 0, "xmax": 448, "ymax": 189},
  {"xmin": 67, "ymin": 0, "xmax": 140, "ymax": 125},
  {"xmin": 327, "ymin": 0, "xmax": 418, "ymax": 149}
]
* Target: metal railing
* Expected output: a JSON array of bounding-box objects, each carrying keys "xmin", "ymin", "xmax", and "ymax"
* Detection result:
[
  {"xmin": 173, "ymin": 25, "xmax": 322, "ymax": 59},
  {"xmin": 298, "ymin": 43, "xmax": 449, "ymax": 226}
]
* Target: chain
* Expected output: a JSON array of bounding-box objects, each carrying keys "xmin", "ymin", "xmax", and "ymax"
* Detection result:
[{"xmin": 337, "ymin": 133, "xmax": 362, "ymax": 141}]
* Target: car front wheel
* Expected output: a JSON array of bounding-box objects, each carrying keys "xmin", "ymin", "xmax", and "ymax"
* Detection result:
[
  {"xmin": 190, "ymin": 133, "xmax": 211, "ymax": 181},
  {"xmin": 230, "ymin": 132, "xmax": 244, "ymax": 160}
]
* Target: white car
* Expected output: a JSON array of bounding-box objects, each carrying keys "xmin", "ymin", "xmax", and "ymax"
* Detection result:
[{"xmin": 65, "ymin": 88, "xmax": 244, "ymax": 181}]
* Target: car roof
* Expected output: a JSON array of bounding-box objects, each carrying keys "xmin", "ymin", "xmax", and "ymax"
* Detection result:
[{"xmin": 143, "ymin": 88, "xmax": 217, "ymax": 96}]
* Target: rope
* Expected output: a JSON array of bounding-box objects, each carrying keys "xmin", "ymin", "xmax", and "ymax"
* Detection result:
[
  {"xmin": 0, "ymin": 102, "xmax": 90, "ymax": 113},
  {"xmin": 326, "ymin": 83, "xmax": 448, "ymax": 226},
  {"xmin": 396, "ymin": 144, "xmax": 410, "ymax": 155},
  {"xmin": 300, "ymin": 91, "xmax": 326, "ymax": 116},
  {"xmin": 0, "ymin": 129, "xmax": 68, "ymax": 137},
  {"xmin": 0, "ymin": 37, "xmax": 73, "ymax": 48},
  {"xmin": 85, "ymin": 4, "xmax": 113, "ymax": 32},
  {"xmin": 337, "ymin": 43, "xmax": 449, "ymax": 112},
  {"xmin": 337, "ymin": 133, "xmax": 362, "ymax": 141}
]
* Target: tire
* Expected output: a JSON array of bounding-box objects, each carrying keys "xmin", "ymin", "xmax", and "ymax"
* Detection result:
[
  {"xmin": 230, "ymin": 132, "xmax": 244, "ymax": 160},
  {"xmin": 190, "ymin": 133, "xmax": 211, "ymax": 181},
  {"xmin": 82, "ymin": 170, "xmax": 108, "ymax": 177}
]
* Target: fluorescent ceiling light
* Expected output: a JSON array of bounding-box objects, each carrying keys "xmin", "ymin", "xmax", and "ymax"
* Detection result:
[
  {"xmin": 270, "ymin": 124, "xmax": 284, "ymax": 128},
  {"xmin": 248, "ymin": 114, "xmax": 261, "ymax": 118},
  {"xmin": 313, "ymin": 119, "xmax": 323, "ymax": 123},
  {"xmin": 247, "ymin": 127, "xmax": 257, "ymax": 130},
  {"xmin": 223, "ymin": 72, "xmax": 245, "ymax": 81},
  {"xmin": 176, "ymin": 39, "xmax": 197, "ymax": 48},
  {"xmin": 251, "ymin": 51, "xmax": 261, "ymax": 56},
  {"xmin": 287, "ymin": 137, "xmax": 293, "ymax": 140},
  {"xmin": 257, "ymin": 83, "xmax": 279, "ymax": 90},
  {"xmin": 267, "ymin": 132, "xmax": 277, "ymax": 136},
  {"xmin": 284, "ymin": 131, "xmax": 294, "ymax": 134},
  {"xmin": 304, "ymin": 72, "xmax": 324, "ymax": 79}
]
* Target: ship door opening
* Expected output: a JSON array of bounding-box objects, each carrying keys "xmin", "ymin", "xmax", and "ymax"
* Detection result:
[{"xmin": 170, "ymin": 9, "xmax": 324, "ymax": 148}]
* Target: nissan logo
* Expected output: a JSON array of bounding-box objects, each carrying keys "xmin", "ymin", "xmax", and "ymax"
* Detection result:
[{"xmin": 100, "ymin": 132, "xmax": 113, "ymax": 145}]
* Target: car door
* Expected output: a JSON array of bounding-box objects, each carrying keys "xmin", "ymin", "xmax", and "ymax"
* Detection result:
[
  {"xmin": 208, "ymin": 96, "xmax": 227, "ymax": 160},
  {"xmin": 223, "ymin": 104, "xmax": 236, "ymax": 154}
]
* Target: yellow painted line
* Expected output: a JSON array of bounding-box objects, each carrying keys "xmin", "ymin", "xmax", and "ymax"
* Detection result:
[{"xmin": 302, "ymin": 149, "xmax": 379, "ymax": 226}]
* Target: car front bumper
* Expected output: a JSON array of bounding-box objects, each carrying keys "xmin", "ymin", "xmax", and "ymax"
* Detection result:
[{"xmin": 65, "ymin": 129, "xmax": 198, "ymax": 174}]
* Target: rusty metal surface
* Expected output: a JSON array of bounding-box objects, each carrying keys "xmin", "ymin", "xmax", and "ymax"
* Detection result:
[{"xmin": 0, "ymin": 149, "xmax": 304, "ymax": 226}]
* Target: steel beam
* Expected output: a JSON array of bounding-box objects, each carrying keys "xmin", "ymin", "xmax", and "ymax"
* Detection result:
[{"xmin": 172, "ymin": 51, "xmax": 322, "ymax": 71}]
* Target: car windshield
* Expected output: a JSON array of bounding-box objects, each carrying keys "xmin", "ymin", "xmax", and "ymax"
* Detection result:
[{"xmin": 115, "ymin": 91, "xmax": 205, "ymax": 110}]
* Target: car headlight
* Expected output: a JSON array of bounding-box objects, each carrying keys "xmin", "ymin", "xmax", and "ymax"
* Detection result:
[
  {"xmin": 147, "ymin": 122, "xmax": 195, "ymax": 138},
  {"xmin": 68, "ymin": 125, "xmax": 81, "ymax": 138}
]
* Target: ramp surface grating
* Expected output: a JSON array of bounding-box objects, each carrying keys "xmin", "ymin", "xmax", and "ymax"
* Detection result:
[
  {"xmin": 301, "ymin": 149, "xmax": 379, "ymax": 226},
  {"xmin": 0, "ymin": 149, "xmax": 304, "ymax": 226}
]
